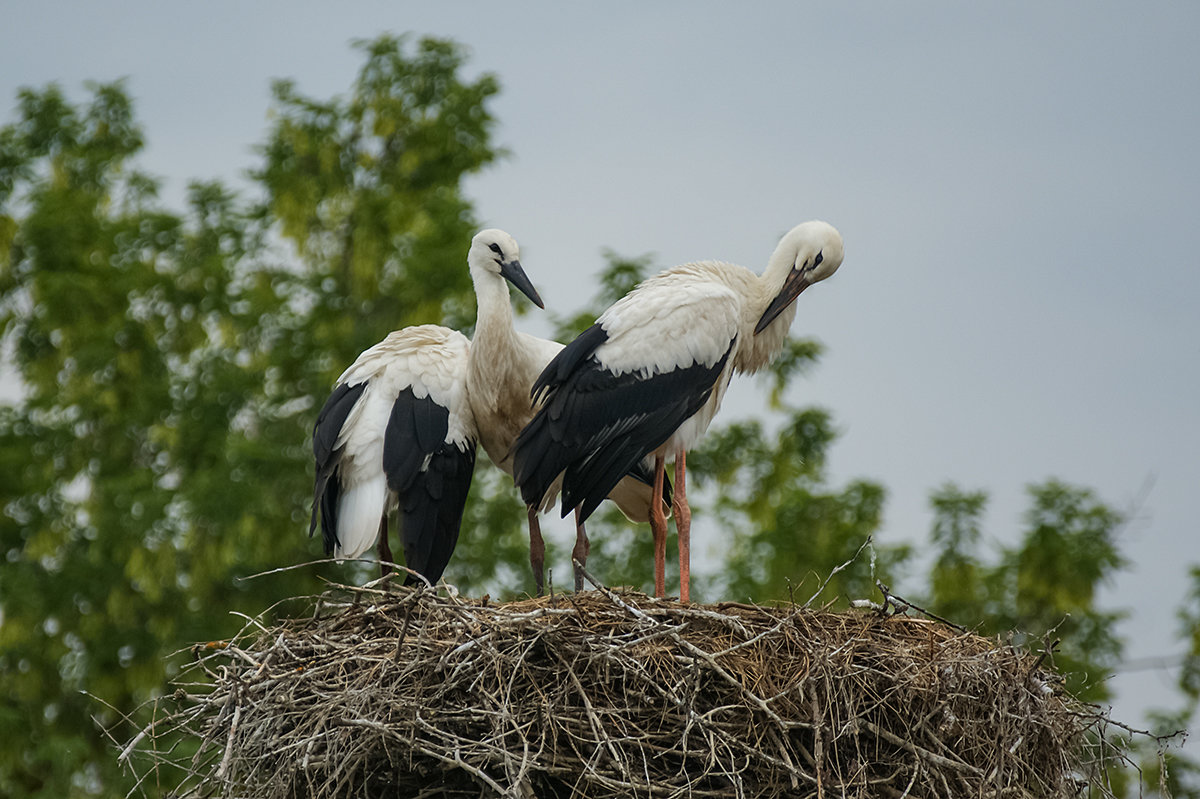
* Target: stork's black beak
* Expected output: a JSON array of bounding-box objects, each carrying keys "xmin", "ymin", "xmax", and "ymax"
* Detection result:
[
  {"xmin": 500, "ymin": 259, "xmax": 545, "ymax": 309},
  {"xmin": 754, "ymin": 269, "xmax": 810, "ymax": 335}
]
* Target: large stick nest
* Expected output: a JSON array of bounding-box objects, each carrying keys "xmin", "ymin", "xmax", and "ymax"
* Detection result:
[{"xmin": 123, "ymin": 578, "xmax": 1126, "ymax": 798}]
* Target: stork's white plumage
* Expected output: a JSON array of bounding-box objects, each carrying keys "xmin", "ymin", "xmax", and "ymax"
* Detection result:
[
  {"xmin": 464, "ymin": 230, "xmax": 663, "ymax": 595},
  {"xmin": 513, "ymin": 221, "xmax": 845, "ymax": 603},
  {"xmin": 310, "ymin": 326, "xmax": 477, "ymax": 585},
  {"xmin": 310, "ymin": 229, "xmax": 547, "ymax": 585}
]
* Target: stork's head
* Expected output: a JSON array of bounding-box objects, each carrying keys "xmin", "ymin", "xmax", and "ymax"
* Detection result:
[
  {"xmin": 469, "ymin": 228, "xmax": 544, "ymax": 308},
  {"xmin": 754, "ymin": 220, "xmax": 843, "ymax": 334}
]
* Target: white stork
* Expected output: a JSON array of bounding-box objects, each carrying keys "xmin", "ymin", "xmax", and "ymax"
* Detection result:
[
  {"xmin": 310, "ymin": 326, "xmax": 478, "ymax": 584},
  {"xmin": 309, "ymin": 229, "xmax": 546, "ymax": 584},
  {"xmin": 463, "ymin": 231, "xmax": 664, "ymax": 595},
  {"xmin": 513, "ymin": 221, "xmax": 845, "ymax": 603}
]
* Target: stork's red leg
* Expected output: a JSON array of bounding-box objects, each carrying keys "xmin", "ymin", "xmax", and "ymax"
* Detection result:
[
  {"xmin": 673, "ymin": 451, "xmax": 692, "ymax": 604},
  {"xmin": 571, "ymin": 506, "xmax": 590, "ymax": 592},
  {"xmin": 528, "ymin": 505, "xmax": 546, "ymax": 596},
  {"xmin": 649, "ymin": 453, "xmax": 668, "ymax": 598},
  {"xmin": 377, "ymin": 515, "xmax": 393, "ymax": 579}
]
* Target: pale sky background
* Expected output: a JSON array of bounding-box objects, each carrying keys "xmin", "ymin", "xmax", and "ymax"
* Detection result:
[{"xmin": 3, "ymin": 1, "xmax": 1198, "ymax": 741}]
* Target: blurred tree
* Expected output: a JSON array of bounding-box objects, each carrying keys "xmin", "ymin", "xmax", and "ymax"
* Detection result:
[
  {"xmin": 922, "ymin": 483, "xmax": 1147, "ymax": 795},
  {"xmin": 927, "ymin": 483, "xmax": 988, "ymax": 620},
  {"xmin": 923, "ymin": 481, "xmax": 1126, "ymax": 702},
  {"xmin": 1177, "ymin": 569, "xmax": 1200, "ymax": 719},
  {"xmin": 0, "ymin": 81, "xmax": 240, "ymax": 797},
  {"xmin": 1135, "ymin": 566, "xmax": 1200, "ymax": 798},
  {"xmin": 255, "ymin": 34, "xmax": 502, "ymax": 361},
  {"xmin": 0, "ymin": 34, "xmax": 506, "ymax": 797},
  {"xmin": 687, "ymin": 361, "xmax": 910, "ymax": 605}
]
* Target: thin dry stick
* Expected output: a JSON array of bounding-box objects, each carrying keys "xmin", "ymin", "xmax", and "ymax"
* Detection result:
[{"xmin": 804, "ymin": 535, "xmax": 874, "ymax": 608}]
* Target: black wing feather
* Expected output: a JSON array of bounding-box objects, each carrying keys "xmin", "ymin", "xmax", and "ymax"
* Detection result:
[
  {"xmin": 560, "ymin": 353, "xmax": 729, "ymax": 520},
  {"xmin": 412, "ymin": 390, "xmax": 448, "ymax": 453},
  {"xmin": 310, "ymin": 381, "xmax": 367, "ymax": 551},
  {"xmin": 514, "ymin": 330, "xmax": 731, "ymax": 522},
  {"xmin": 400, "ymin": 445, "xmax": 476, "ymax": 586},
  {"xmin": 531, "ymin": 322, "xmax": 609, "ymax": 402},
  {"xmin": 383, "ymin": 387, "xmax": 450, "ymax": 495},
  {"xmin": 382, "ymin": 386, "xmax": 475, "ymax": 585},
  {"xmin": 514, "ymin": 323, "xmax": 609, "ymax": 506}
]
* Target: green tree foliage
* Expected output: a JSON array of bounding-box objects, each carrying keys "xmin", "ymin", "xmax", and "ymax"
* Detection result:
[
  {"xmin": 923, "ymin": 483, "xmax": 1145, "ymax": 795},
  {"xmin": 0, "ymin": 35, "xmax": 505, "ymax": 797},
  {"xmin": 255, "ymin": 35, "xmax": 502, "ymax": 357},
  {"xmin": 924, "ymin": 480, "xmax": 1126, "ymax": 703},
  {"xmin": 690, "ymin": 404, "xmax": 907, "ymax": 604},
  {"xmin": 1135, "ymin": 567, "xmax": 1200, "ymax": 798},
  {"xmin": 0, "ymin": 83, "xmax": 278, "ymax": 797},
  {"xmin": 248, "ymin": 34, "xmax": 536, "ymax": 598},
  {"xmin": 928, "ymin": 483, "xmax": 987, "ymax": 619}
]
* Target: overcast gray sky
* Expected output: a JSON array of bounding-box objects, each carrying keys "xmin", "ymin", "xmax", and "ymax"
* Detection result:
[{"xmin": 3, "ymin": 2, "xmax": 1198, "ymax": 736}]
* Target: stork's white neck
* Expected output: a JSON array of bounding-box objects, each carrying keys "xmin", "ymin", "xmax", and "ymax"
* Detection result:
[
  {"xmin": 729, "ymin": 244, "xmax": 799, "ymax": 374},
  {"xmin": 464, "ymin": 260, "xmax": 542, "ymax": 469},
  {"xmin": 471, "ymin": 266, "xmax": 517, "ymax": 343},
  {"xmin": 736, "ymin": 289, "xmax": 796, "ymax": 375}
]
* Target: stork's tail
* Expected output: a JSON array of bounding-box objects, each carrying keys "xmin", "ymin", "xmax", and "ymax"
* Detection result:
[{"xmin": 332, "ymin": 476, "xmax": 388, "ymax": 560}]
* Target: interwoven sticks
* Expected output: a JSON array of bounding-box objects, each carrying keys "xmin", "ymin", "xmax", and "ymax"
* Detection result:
[{"xmin": 122, "ymin": 582, "xmax": 1124, "ymax": 798}]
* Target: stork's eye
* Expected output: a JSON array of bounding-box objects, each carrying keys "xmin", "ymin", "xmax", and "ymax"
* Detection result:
[
  {"xmin": 488, "ymin": 242, "xmax": 503, "ymax": 255},
  {"xmin": 813, "ymin": 251, "xmax": 824, "ymax": 268}
]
